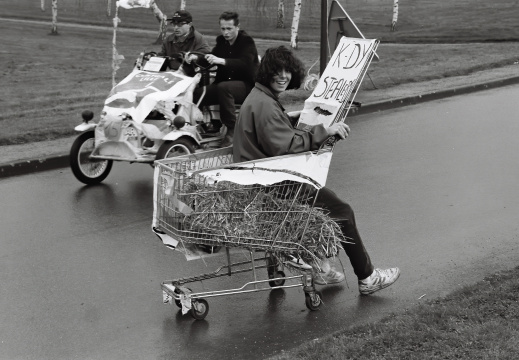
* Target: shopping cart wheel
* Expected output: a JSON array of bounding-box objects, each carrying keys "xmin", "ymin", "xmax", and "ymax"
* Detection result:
[
  {"xmin": 269, "ymin": 270, "xmax": 286, "ymax": 287},
  {"xmin": 305, "ymin": 290, "xmax": 323, "ymax": 311},
  {"xmin": 190, "ymin": 299, "xmax": 209, "ymax": 320},
  {"xmin": 173, "ymin": 288, "xmax": 182, "ymax": 308}
]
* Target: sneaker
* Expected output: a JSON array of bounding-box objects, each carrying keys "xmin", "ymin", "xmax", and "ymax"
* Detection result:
[
  {"xmin": 358, "ymin": 267, "xmax": 400, "ymax": 295},
  {"xmin": 314, "ymin": 268, "xmax": 345, "ymax": 285},
  {"xmin": 285, "ymin": 255, "xmax": 312, "ymax": 270}
]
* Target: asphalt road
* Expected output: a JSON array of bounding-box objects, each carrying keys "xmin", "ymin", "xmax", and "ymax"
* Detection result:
[{"xmin": 1, "ymin": 84, "xmax": 519, "ymax": 360}]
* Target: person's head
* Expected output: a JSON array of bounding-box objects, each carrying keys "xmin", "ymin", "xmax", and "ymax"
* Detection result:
[
  {"xmin": 168, "ymin": 10, "xmax": 193, "ymax": 38},
  {"xmin": 256, "ymin": 46, "xmax": 306, "ymax": 96},
  {"xmin": 219, "ymin": 11, "xmax": 240, "ymax": 44}
]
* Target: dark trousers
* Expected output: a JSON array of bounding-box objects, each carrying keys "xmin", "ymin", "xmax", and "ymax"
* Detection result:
[
  {"xmin": 312, "ymin": 187, "xmax": 374, "ymax": 280},
  {"xmin": 193, "ymin": 81, "xmax": 251, "ymax": 130}
]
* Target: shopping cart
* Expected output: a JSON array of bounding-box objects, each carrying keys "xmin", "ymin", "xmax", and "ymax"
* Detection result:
[{"xmin": 152, "ymin": 147, "xmax": 343, "ymax": 320}]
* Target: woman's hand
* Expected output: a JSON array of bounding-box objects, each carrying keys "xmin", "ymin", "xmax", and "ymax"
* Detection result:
[{"xmin": 326, "ymin": 122, "xmax": 350, "ymax": 140}]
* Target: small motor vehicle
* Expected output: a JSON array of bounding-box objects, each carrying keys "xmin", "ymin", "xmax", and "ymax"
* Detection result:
[{"xmin": 70, "ymin": 52, "xmax": 230, "ymax": 185}]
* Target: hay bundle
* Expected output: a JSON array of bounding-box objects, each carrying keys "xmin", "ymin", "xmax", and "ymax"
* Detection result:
[{"xmin": 175, "ymin": 179, "xmax": 344, "ymax": 262}]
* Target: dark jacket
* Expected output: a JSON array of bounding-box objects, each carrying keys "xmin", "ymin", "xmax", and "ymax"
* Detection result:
[
  {"xmin": 233, "ymin": 83, "xmax": 329, "ymax": 163},
  {"xmin": 158, "ymin": 26, "xmax": 211, "ymax": 71},
  {"xmin": 211, "ymin": 30, "xmax": 259, "ymax": 87}
]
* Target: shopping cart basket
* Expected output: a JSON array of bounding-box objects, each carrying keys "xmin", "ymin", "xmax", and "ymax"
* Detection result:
[{"xmin": 153, "ymin": 147, "xmax": 343, "ymax": 320}]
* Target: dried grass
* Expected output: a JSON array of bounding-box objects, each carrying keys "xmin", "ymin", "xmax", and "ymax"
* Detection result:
[{"xmin": 176, "ymin": 179, "xmax": 344, "ymax": 262}]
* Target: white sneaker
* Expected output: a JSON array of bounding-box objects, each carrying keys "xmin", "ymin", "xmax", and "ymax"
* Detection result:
[
  {"xmin": 314, "ymin": 268, "xmax": 345, "ymax": 285},
  {"xmin": 285, "ymin": 255, "xmax": 312, "ymax": 270},
  {"xmin": 358, "ymin": 268, "xmax": 400, "ymax": 295}
]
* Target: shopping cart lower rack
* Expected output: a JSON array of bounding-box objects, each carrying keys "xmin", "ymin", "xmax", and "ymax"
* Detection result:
[{"xmin": 153, "ymin": 147, "xmax": 341, "ymax": 320}]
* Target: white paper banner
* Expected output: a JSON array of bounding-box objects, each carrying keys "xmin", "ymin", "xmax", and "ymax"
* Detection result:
[
  {"xmin": 116, "ymin": 0, "xmax": 151, "ymax": 9},
  {"xmin": 103, "ymin": 69, "xmax": 194, "ymax": 123},
  {"xmin": 193, "ymin": 151, "xmax": 333, "ymax": 189},
  {"xmin": 298, "ymin": 37, "xmax": 377, "ymax": 128}
]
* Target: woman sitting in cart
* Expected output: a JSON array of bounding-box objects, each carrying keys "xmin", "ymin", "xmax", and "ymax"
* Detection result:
[{"xmin": 233, "ymin": 46, "xmax": 400, "ymax": 295}]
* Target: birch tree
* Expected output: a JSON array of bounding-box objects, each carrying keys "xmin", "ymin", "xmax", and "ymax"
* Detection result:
[
  {"xmin": 50, "ymin": 0, "xmax": 58, "ymax": 34},
  {"xmin": 107, "ymin": 0, "xmax": 112, "ymax": 17},
  {"xmin": 290, "ymin": 0, "xmax": 302, "ymax": 49},
  {"xmin": 180, "ymin": 0, "xmax": 186, "ymax": 10},
  {"xmin": 391, "ymin": 0, "xmax": 398, "ymax": 32},
  {"xmin": 150, "ymin": 0, "xmax": 168, "ymax": 45},
  {"xmin": 41, "ymin": 0, "xmax": 45, "ymax": 11},
  {"xmin": 277, "ymin": 0, "xmax": 285, "ymax": 29}
]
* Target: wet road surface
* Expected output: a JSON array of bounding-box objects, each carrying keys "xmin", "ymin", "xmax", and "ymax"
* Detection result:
[{"xmin": 1, "ymin": 84, "xmax": 519, "ymax": 359}]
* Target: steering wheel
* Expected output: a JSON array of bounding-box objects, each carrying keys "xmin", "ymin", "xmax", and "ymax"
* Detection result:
[{"xmin": 186, "ymin": 51, "xmax": 215, "ymax": 72}]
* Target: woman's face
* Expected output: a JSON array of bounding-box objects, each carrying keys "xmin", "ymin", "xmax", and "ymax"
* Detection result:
[{"xmin": 269, "ymin": 69, "xmax": 292, "ymax": 96}]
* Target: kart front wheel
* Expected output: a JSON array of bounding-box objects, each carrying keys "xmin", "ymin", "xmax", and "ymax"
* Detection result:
[
  {"xmin": 156, "ymin": 138, "xmax": 196, "ymax": 160},
  {"xmin": 70, "ymin": 131, "xmax": 113, "ymax": 185}
]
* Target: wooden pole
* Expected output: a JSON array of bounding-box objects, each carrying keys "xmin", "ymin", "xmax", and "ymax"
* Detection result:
[
  {"xmin": 319, "ymin": 0, "xmax": 328, "ymax": 75},
  {"xmin": 50, "ymin": 0, "xmax": 58, "ymax": 34},
  {"xmin": 112, "ymin": 6, "xmax": 119, "ymax": 88}
]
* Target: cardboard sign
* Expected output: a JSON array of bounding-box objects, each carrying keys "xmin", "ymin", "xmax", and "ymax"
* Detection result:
[{"xmin": 298, "ymin": 37, "xmax": 378, "ymax": 129}]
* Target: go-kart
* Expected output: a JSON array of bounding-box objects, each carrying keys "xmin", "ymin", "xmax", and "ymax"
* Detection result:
[{"xmin": 70, "ymin": 52, "xmax": 230, "ymax": 185}]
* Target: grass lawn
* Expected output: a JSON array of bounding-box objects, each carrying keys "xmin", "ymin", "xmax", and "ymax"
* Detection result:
[
  {"xmin": 269, "ymin": 266, "xmax": 519, "ymax": 359},
  {"xmin": 1, "ymin": 19, "xmax": 519, "ymax": 146},
  {"xmin": 4, "ymin": 0, "xmax": 519, "ymax": 42}
]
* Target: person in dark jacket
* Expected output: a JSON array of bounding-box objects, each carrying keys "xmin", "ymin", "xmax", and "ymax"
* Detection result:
[
  {"xmin": 193, "ymin": 11, "xmax": 260, "ymax": 147},
  {"xmin": 157, "ymin": 10, "xmax": 211, "ymax": 75},
  {"xmin": 234, "ymin": 46, "xmax": 401, "ymax": 294}
]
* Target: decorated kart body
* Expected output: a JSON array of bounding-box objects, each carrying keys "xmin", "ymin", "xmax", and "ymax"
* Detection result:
[{"xmin": 70, "ymin": 55, "xmax": 229, "ymax": 185}]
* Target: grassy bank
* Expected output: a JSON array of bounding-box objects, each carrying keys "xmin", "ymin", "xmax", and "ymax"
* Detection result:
[
  {"xmin": 4, "ymin": 0, "xmax": 519, "ymax": 42},
  {"xmin": 1, "ymin": 19, "xmax": 519, "ymax": 146},
  {"xmin": 270, "ymin": 266, "xmax": 519, "ymax": 359}
]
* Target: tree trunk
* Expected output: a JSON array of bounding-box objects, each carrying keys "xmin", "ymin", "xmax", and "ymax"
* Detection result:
[
  {"xmin": 50, "ymin": 0, "xmax": 58, "ymax": 34},
  {"xmin": 391, "ymin": 0, "xmax": 399, "ymax": 32},
  {"xmin": 41, "ymin": 0, "xmax": 45, "ymax": 11},
  {"xmin": 276, "ymin": 0, "xmax": 285, "ymax": 29},
  {"xmin": 290, "ymin": 0, "xmax": 302, "ymax": 49},
  {"xmin": 150, "ymin": 0, "xmax": 167, "ymax": 45},
  {"xmin": 180, "ymin": 0, "xmax": 186, "ymax": 10},
  {"xmin": 107, "ymin": 0, "xmax": 112, "ymax": 17},
  {"xmin": 112, "ymin": 6, "xmax": 124, "ymax": 88}
]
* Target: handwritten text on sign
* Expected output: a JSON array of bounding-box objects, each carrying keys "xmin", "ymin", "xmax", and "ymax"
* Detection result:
[{"xmin": 298, "ymin": 37, "xmax": 377, "ymax": 128}]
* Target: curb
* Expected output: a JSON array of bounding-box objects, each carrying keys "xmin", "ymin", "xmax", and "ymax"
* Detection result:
[
  {"xmin": 2, "ymin": 76, "xmax": 519, "ymax": 179},
  {"xmin": 0, "ymin": 155, "xmax": 70, "ymax": 179},
  {"xmin": 352, "ymin": 75, "xmax": 519, "ymax": 116}
]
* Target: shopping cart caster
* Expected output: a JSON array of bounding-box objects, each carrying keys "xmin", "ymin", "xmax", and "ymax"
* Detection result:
[
  {"xmin": 173, "ymin": 287, "xmax": 183, "ymax": 308},
  {"xmin": 305, "ymin": 290, "xmax": 323, "ymax": 311},
  {"xmin": 173, "ymin": 286, "xmax": 193, "ymax": 309},
  {"xmin": 268, "ymin": 270, "xmax": 286, "ymax": 287},
  {"xmin": 190, "ymin": 299, "xmax": 209, "ymax": 320}
]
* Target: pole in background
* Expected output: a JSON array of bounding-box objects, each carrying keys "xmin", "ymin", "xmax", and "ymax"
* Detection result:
[{"xmin": 319, "ymin": 0, "xmax": 328, "ymax": 76}]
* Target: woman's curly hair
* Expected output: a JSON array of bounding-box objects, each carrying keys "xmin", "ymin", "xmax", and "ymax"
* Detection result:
[{"xmin": 256, "ymin": 46, "xmax": 306, "ymax": 91}]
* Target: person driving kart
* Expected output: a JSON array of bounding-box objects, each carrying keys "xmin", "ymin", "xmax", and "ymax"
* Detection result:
[{"xmin": 157, "ymin": 10, "xmax": 211, "ymax": 75}]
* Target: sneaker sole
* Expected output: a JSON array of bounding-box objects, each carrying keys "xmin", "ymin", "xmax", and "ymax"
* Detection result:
[{"xmin": 359, "ymin": 270, "xmax": 401, "ymax": 295}]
